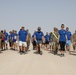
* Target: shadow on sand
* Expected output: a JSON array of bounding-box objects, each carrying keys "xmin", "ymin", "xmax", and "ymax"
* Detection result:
[{"xmin": 0, "ymin": 51, "xmax": 3, "ymax": 54}]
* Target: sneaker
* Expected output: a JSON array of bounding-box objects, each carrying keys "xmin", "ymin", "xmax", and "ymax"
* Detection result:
[
  {"xmin": 62, "ymin": 54, "xmax": 65, "ymax": 57},
  {"xmin": 20, "ymin": 52, "xmax": 23, "ymax": 55},
  {"xmin": 60, "ymin": 54, "xmax": 65, "ymax": 57},
  {"xmin": 40, "ymin": 51, "xmax": 43, "ymax": 55},
  {"xmin": 23, "ymin": 51, "xmax": 26, "ymax": 54},
  {"xmin": 60, "ymin": 54, "xmax": 63, "ymax": 57},
  {"xmin": 40, "ymin": 52, "xmax": 43, "ymax": 55},
  {"xmin": 54, "ymin": 51, "xmax": 57, "ymax": 55},
  {"xmin": 35, "ymin": 51, "xmax": 39, "ymax": 54},
  {"xmin": 24, "ymin": 51, "xmax": 28, "ymax": 54}
]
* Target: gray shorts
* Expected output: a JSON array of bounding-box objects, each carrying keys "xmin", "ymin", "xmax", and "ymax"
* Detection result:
[{"xmin": 37, "ymin": 40, "xmax": 42, "ymax": 44}]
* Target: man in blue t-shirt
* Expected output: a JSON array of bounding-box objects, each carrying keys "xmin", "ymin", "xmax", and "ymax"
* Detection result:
[
  {"xmin": 4, "ymin": 30, "xmax": 9, "ymax": 50},
  {"xmin": 44, "ymin": 32, "xmax": 50, "ymax": 50},
  {"xmin": 18, "ymin": 26, "xmax": 28, "ymax": 54},
  {"xmin": 34, "ymin": 27, "xmax": 44, "ymax": 55},
  {"xmin": 66, "ymin": 27, "xmax": 72, "ymax": 51}
]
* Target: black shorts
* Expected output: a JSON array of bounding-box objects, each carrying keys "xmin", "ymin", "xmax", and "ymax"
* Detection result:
[
  {"xmin": 32, "ymin": 41, "xmax": 36, "ymax": 46},
  {"xmin": 1, "ymin": 40, "xmax": 4, "ymax": 42},
  {"xmin": 59, "ymin": 41, "xmax": 66, "ymax": 51},
  {"xmin": 45, "ymin": 41, "xmax": 49, "ymax": 44}
]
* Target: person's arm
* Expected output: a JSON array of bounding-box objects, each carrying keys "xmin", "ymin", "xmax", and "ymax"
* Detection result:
[
  {"xmin": 17, "ymin": 31, "xmax": 20, "ymax": 41},
  {"xmin": 42, "ymin": 32, "xmax": 44, "ymax": 42},
  {"xmin": 42, "ymin": 36, "xmax": 44, "ymax": 42},
  {"xmin": 65, "ymin": 31, "xmax": 68, "ymax": 42},
  {"xmin": 65, "ymin": 35, "xmax": 68, "ymax": 42},
  {"xmin": 34, "ymin": 35, "xmax": 36, "ymax": 41},
  {"xmin": 57, "ymin": 30, "xmax": 60, "ymax": 43},
  {"xmin": 26, "ymin": 31, "xmax": 28, "ymax": 42},
  {"xmin": 16, "ymin": 35, "xmax": 19, "ymax": 41},
  {"xmin": 2, "ymin": 33, "xmax": 4, "ymax": 37},
  {"xmin": 72, "ymin": 34, "xmax": 74, "ymax": 42},
  {"xmin": 7, "ymin": 34, "xmax": 9, "ymax": 42},
  {"xmin": 33, "ymin": 32, "xmax": 36, "ymax": 41},
  {"xmin": 29, "ymin": 33, "xmax": 31, "ymax": 39},
  {"xmin": 26, "ymin": 35, "xmax": 28, "ymax": 42},
  {"xmin": 70, "ymin": 32, "xmax": 72, "ymax": 42},
  {"xmin": 57, "ymin": 35, "xmax": 60, "ymax": 43}
]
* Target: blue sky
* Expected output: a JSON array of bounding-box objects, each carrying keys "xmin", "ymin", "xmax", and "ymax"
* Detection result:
[{"xmin": 0, "ymin": 0, "xmax": 76, "ymax": 34}]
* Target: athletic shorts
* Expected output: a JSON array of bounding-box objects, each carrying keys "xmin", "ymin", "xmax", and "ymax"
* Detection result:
[
  {"xmin": 5, "ymin": 40, "xmax": 8, "ymax": 44},
  {"xmin": 37, "ymin": 40, "xmax": 42, "ymax": 44},
  {"xmin": 1, "ymin": 40, "xmax": 4, "ymax": 42},
  {"xmin": 45, "ymin": 41, "xmax": 49, "ymax": 44},
  {"xmin": 59, "ymin": 41, "xmax": 66, "ymax": 51},
  {"xmin": 19, "ymin": 41, "xmax": 27, "ymax": 47},
  {"xmin": 32, "ymin": 40, "xmax": 36, "ymax": 46},
  {"xmin": 49, "ymin": 42, "xmax": 55, "ymax": 46},
  {"xmin": 66, "ymin": 40, "xmax": 71, "ymax": 46},
  {"xmin": 16, "ymin": 41, "xmax": 19, "ymax": 44}
]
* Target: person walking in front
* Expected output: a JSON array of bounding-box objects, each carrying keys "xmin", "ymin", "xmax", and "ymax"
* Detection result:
[
  {"xmin": 58, "ymin": 24, "xmax": 67, "ymax": 57},
  {"xmin": 34, "ymin": 27, "xmax": 44, "ymax": 55},
  {"xmin": 18, "ymin": 26, "xmax": 28, "ymax": 54}
]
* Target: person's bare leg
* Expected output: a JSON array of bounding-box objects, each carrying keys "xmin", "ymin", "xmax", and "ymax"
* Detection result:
[
  {"xmin": 1, "ymin": 42, "xmax": 4, "ymax": 50},
  {"xmin": 40, "ymin": 44, "xmax": 42, "ymax": 51},
  {"xmin": 50, "ymin": 45, "xmax": 52, "ymax": 52},
  {"xmin": 15, "ymin": 44, "xmax": 18, "ymax": 50},
  {"xmin": 44, "ymin": 44, "xmax": 47, "ymax": 50},
  {"xmin": 36, "ymin": 45, "xmax": 38, "ymax": 52},
  {"xmin": 61, "ymin": 51, "xmax": 65, "ymax": 57},
  {"xmin": 23, "ymin": 46, "xmax": 26, "ymax": 51},
  {"xmin": 19, "ymin": 46, "xmax": 22, "ymax": 52}
]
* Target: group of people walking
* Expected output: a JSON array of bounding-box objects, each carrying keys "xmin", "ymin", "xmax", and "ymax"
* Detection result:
[{"xmin": 0, "ymin": 24, "xmax": 76, "ymax": 57}]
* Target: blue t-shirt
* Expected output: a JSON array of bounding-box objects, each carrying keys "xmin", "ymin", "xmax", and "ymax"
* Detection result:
[
  {"xmin": 66, "ymin": 31, "xmax": 72, "ymax": 40},
  {"xmin": 58, "ymin": 30, "xmax": 67, "ymax": 42},
  {"xmin": 18, "ymin": 30, "xmax": 28, "ymax": 42},
  {"xmin": 8, "ymin": 33, "xmax": 14, "ymax": 41},
  {"xmin": 11, "ymin": 33, "xmax": 14, "ymax": 40},
  {"xmin": 8, "ymin": 34, "xmax": 11, "ymax": 40},
  {"xmin": 32, "ymin": 34, "xmax": 35, "ymax": 38},
  {"xmin": 35, "ymin": 31, "xmax": 44, "ymax": 41},
  {"xmin": 4, "ymin": 32, "xmax": 8, "ymax": 41},
  {"xmin": 13, "ymin": 34, "xmax": 18, "ymax": 42},
  {"xmin": 44, "ymin": 35, "xmax": 50, "ymax": 42}
]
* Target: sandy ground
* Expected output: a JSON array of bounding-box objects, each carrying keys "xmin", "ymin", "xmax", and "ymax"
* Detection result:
[{"xmin": 0, "ymin": 45, "xmax": 76, "ymax": 75}]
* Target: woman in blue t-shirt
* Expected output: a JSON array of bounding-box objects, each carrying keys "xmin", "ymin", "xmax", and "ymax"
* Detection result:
[
  {"xmin": 66, "ymin": 27, "xmax": 72, "ymax": 52},
  {"xmin": 58, "ymin": 24, "xmax": 67, "ymax": 57}
]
